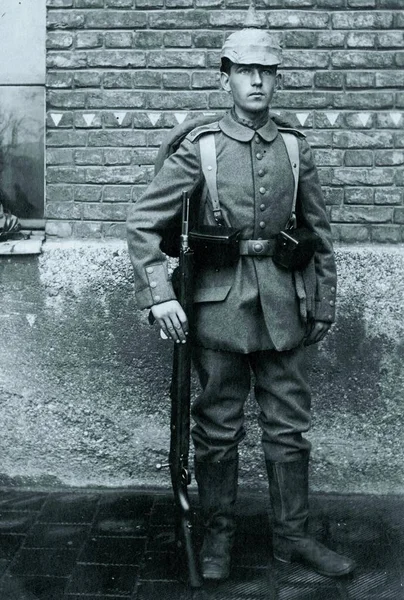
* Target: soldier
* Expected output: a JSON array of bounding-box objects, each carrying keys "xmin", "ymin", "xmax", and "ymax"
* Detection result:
[{"xmin": 127, "ymin": 28, "xmax": 356, "ymax": 581}]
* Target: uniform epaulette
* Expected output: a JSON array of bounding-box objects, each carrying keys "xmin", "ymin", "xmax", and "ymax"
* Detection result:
[
  {"xmin": 186, "ymin": 121, "xmax": 221, "ymax": 143},
  {"xmin": 276, "ymin": 126, "xmax": 306, "ymax": 139}
]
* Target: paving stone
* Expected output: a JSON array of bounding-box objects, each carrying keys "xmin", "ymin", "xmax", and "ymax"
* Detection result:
[
  {"xmin": 0, "ymin": 512, "xmax": 37, "ymax": 535},
  {"xmin": 136, "ymin": 580, "xmax": 192, "ymax": 599},
  {"xmin": 1, "ymin": 575, "xmax": 68, "ymax": 600},
  {"xmin": 65, "ymin": 563, "xmax": 139, "ymax": 596},
  {"xmin": 78, "ymin": 536, "xmax": 147, "ymax": 565},
  {"xmin": 97, "ymin": 493, "xmax": 154, "ymax": 518},
  {"xmin": 10, "ymin": 548, "xmax": 79, "ymax": 577},
  {"xmin": 342, "ymin": 570, "xmax": 404, "ymax": 599},
  {"xmin": 277, "ymin": 583, "xmax": 342, "ymax": 600},
  {"xmin": 0, "ymin": 558, "xmax": 10, "ymax": 576},
  {"xmin": 141, "ymin": 551, "xmax": 180, "ymax": 581},
  {"xmin": 92, "ymin": 516, "xmax": 149, "ymax": 538},
  {"xmin": 0, "ymin": 492, "xmax": 48, "ymax": 513},
  {"xmin": 0, "ymin": 490, "xmax": 402, "ymax": 599},
  {"xmin": 24, "ymin": 523, "xmax": 91, "ymax": 549},
  {"xmin": 0, "ymin": 534, "xmax": 26, "ymax": 559},
  {"xmin": 38, "ymin": 493, "xmax": 100, "ymax": 524},
  {"xmin": 198, "ymin": 566, "xmax": 278, "ymax": 599},
  {"xmin": 93, "ymin": 493, "xmax": 153, "ymax": 537},
  {"xmin": 146, "ymin": 526, "xmax": 180, "ymax": 553}
]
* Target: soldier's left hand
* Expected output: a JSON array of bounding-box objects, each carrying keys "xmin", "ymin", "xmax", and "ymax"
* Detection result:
[{"xmin": 304, "ymin": 320, "xmax": 331, "ymax": 346}]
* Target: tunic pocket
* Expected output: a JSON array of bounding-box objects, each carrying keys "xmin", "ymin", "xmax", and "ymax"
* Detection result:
[
  {"xmin": 193, "ymin": 265, "xmax": 234, "ymax": 304},
  {"xmin": 194, "ymin": 285, "xmax": 232, "ymax": 303}
]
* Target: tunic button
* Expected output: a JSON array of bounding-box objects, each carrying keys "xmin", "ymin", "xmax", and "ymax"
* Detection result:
[
  {"xmin": 255, "ymin": 136, "xmax": 260, "ymax": 143},
  {"xmin": 150, "ymin": 281, "xmax": 157, "ymax": 288},
  {"xmin": 259, "ymin": 187, "xmax": 266, "ymax": 194},
  {"xmin": 260, "ymin": 203, "xmax": 265, "ymax": 211},
  {"xmin": 256, "ymin": 152, "xmax": 263, "ymax": 160},
  {"xmin": 329, "ymin": 300, "xmax": 335, "ymax": 306},
  {"xmin": 146, "ymin": 267, "xmax": 154, "ymax": 274},
  {"xmin": 331, "ymin": 287, "xmax": 336, "ymax": 293},
  {"xmin": 154, "ymin": 295, "xmax": 161, "ymax": 302},
  {"xmin": 254, "ymin": 243, "xmax": 263, "ymax": 252},
  {"xmin": 259, "ymin": 221, "xmax": 266, "ymax": 229},
  {"xmin": 258, "ymin": 169, "xmax": 265, "ymax": 176}
]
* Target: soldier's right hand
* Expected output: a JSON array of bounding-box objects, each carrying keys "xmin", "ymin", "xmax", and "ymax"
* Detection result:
[{"xmin": 151, "ymin": 300, "xmax": 189, "ymax": 344}]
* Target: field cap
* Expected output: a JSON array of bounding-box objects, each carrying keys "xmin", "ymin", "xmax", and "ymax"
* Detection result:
[{"xmin": 221, "ymin": 28, "xmax": 281, "ymax": 66}]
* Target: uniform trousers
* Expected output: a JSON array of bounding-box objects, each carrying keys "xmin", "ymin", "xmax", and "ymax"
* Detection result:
[{"xmin": 191, "ymin": 345, "xmax": 312, "ymax": 464}]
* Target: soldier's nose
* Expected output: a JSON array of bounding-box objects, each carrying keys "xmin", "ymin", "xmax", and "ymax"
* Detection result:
[{"xmin": 251, "ymin": 70, "xmax": 263, "ymax": 85}]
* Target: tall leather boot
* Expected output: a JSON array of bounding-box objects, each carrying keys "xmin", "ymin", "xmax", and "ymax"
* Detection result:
[
  {"xmin": 266, "ymin": 456, "xmax": 356, "ymax": 577},
  {"xmin": 194, "ymin": 457, "xmax": 238, "ymax": 581}
]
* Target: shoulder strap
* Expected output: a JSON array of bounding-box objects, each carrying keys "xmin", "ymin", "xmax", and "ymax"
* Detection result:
[
  {"xmin": 186, "ymin": 120, "xmax": 220, "ymax": 143},
  {"xmin": 154, "ymin": 117, "xmax": 220, "ymax": 175},
  {"xmin": 199, "ymin": 133, "xmax": 224, "ymax": 225},
  {"xmin": 279, "ymin": 132, "xmax": 300, "ymax": 227}
]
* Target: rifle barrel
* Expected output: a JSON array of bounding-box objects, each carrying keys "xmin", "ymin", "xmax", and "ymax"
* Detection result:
[{"xmin": 167, "ymin": 192, "xmax": 201, "ymax": 587}]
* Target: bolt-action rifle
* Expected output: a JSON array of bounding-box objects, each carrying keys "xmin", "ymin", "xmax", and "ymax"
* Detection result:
[{"xmin": 167, "ymin": 191, "xmax": 202, "ymax": 588}]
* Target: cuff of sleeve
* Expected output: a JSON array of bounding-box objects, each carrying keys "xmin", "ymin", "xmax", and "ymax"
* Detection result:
[
  {"xmin": 315, "ymin": 284, "xmax": 337, "ymax": 322},
  {"xmin": 135, "ymin": 262, "xmax": 176, "ymax": 310},
  {"xmin": 315, "ymin": 301, "xmax": 335, "ymax": 323}
]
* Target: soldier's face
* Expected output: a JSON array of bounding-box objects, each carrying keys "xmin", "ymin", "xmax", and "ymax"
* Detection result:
[{"xmin": 221, "ymin": 63, "xmax": 280, "ymax": 120}]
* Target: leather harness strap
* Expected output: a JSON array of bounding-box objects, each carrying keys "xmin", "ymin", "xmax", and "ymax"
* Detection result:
[
  {"xmin": 280, "ymin": 132, "xmax": 300, "ymax": 226},
  {"xmin": 199, "ymin": 133, "xmax": 223, "ymax": 225}
]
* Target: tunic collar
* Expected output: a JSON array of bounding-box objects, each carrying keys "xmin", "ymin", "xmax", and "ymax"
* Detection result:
[{"xmin": 219, "ymin": 110, "xmax": 279, "ymax": 143}]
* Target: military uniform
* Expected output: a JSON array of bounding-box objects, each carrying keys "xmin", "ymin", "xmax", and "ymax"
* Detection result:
[
  {"xmin": 127, "ymin": 109, "xmax": 336, "ymax": 460},
  {"xmin": 128, "ymin": 112, "xmax": 336, "ymax": 349},
  {"xmin": 127, "ymin": 27, "xmax": 355, "ymax": 581}
]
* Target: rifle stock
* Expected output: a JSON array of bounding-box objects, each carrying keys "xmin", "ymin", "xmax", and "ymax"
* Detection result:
[{"xmin": 168, "ymin": 192, "xmax": 202, "ymax": 589}]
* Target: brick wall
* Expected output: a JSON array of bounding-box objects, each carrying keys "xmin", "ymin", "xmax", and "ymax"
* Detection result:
[{"xmin": 46, "ymin": 1, "xmax": 404, "ymax": 243}]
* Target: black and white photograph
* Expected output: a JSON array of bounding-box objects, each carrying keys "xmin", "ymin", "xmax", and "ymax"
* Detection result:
[{"xmin": 0, "ymin": 0, "xmax": 403, "ymax": 598}]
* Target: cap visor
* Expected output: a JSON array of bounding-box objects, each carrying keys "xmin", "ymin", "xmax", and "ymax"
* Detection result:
[{"xmin": 222, "ymin": 48, "xmax": 280, "ymax": 66}]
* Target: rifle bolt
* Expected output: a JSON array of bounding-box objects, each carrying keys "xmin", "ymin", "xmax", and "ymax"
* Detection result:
[{"xmin": 156, "ymin": 462, "xmax": 170, "ymax": 470}]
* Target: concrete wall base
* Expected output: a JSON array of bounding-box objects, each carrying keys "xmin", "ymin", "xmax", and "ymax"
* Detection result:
[{"xmin": 1, "ymin": 241, "xmax": 403, "ymax": 494}]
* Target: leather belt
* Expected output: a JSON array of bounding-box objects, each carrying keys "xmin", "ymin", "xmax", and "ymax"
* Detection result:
[{"xmin": 239, "ymin": 239, "xmax": 276, "ymax": 257}]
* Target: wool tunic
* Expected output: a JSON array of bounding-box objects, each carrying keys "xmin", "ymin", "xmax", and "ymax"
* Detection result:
[{"xmin": 126, "ymin": 111, "xmax": 337, "ymax": 353}]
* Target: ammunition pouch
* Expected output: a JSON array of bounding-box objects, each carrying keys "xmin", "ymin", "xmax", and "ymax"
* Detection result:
[
  {"xmin": 189, "ymin": 225, "xmax": 241, "ymax": 269},
  {"xmin": 273, "ymin": 226, "xmax": 320, "ymax": 271}
]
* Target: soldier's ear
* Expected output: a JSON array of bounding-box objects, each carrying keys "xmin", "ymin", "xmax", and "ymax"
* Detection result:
[
  {"xmin": 220, "ymin": 71, "xmax": 231, "ymax": 92},
  {"xmin": 275, "ymin": 72, "xmax": 282, "ymax": 90}
]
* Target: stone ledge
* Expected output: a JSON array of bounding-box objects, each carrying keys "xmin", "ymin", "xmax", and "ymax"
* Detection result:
[{"xmin": 0, "ymin": 232, "xmax": 45, "ymax": 255}]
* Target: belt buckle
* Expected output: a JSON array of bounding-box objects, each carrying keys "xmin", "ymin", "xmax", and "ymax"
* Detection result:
[{"xmin": 249, "ymin": 240, "xmax": 266, "ymax": 255}]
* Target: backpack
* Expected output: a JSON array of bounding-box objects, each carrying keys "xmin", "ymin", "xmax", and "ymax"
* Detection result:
[{"xmin": 154, "ymin": 113, "xmax": 303, "ymax": 257}]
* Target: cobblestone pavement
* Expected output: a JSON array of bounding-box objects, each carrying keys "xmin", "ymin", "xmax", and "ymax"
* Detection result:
[{"xmin": 0, "ymin": 488, "xmax": 403, "ymax": 599}]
